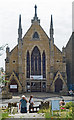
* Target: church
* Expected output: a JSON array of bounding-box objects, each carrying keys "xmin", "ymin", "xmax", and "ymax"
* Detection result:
[{"xmin": 5, "ymin": 5, "xmax": 68, "ymax": 93}]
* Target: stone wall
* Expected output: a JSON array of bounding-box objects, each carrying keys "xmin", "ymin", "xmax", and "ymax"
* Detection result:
[
  {"xmin": 2, "ymin": 91, "xmax": 12, "ymax": 99},
  {"xmin": 65, "ymin": 32, "xmax": 74, "ymax": 88}
]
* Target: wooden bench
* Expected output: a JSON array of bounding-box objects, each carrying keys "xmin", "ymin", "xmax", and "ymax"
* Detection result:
[{"xmin": 29, "ymin": 105, "xmax": 41, "ymax": 113}]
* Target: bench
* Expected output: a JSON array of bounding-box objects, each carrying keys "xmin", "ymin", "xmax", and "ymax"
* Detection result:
[{"xmin": 29, "ymin": 105, "xmax": 41, "ymax": 113}]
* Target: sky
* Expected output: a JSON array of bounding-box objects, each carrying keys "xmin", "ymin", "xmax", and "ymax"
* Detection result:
[
  {"xmin": 72, "ymin": 1, "xmax": 74, "ymax": 31},
  {"xmin": 0, "ymin": 0, "xmax": 73, "ymax": 70}
]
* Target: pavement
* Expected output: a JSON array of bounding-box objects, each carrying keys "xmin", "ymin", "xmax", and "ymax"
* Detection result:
[{"xmin": 0, "ymin": 92, "xmax": 73, "ymax": 104}]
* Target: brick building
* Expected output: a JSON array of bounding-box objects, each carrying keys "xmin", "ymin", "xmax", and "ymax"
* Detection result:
[{"xmin": 5, "ymin": 5, "xmax": 67, "ymax": 93}]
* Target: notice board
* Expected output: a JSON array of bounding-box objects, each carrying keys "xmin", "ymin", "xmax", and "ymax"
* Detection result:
[{"xmin": 51, "ymin": 100, "xmax": 60, "ymax": 111}]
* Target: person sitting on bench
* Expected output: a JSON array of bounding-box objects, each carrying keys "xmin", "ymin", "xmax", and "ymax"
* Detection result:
[{"xmin": 59, "ymin": 99, "xmax": 65, "ymax": 106}]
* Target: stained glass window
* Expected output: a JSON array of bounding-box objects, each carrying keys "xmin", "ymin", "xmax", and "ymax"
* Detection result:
[
  {"xmin": 33, "ymin": 32, "xmax": 39, "ymax": 39},
  {"xmin": 26, "ymin": 51, "xmax": 30, "ymax": 78},
  {"xmin": 31, "ymin": 46, "xmax": 41, "ymax": 75},
  {"xmin": 42, "ymin": 51, "xmax": 46, "ymax": 78}
]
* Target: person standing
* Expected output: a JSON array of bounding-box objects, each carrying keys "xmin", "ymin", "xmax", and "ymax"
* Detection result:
[
  {"xmin": 19, "ymin": 95, "xmax": 28, "ymax": 113},
  {"xmin": 69, "ymin": 90, "xmax": 73, "ymax": 96},
  {"xmin": 29, "ymin": 95, "xmax": 34, "ymax": 111}
]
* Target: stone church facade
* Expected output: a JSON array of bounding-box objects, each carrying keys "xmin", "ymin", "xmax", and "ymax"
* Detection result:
[{"xmin": 5, "ymin": 5, "xmax": 68, "ymax": 93}]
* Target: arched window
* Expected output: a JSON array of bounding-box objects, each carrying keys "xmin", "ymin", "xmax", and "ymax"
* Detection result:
[
  {"xmin": 31, "ymin": 46, "xmax": 41, "ymax": 75},
  {"xmin": 26, "ymin": 51, "xmax": 30, "ymax": 78},
  {"xmin": 42, "ymin": 51, "xmax": 46, "ymax": 78},
  {"xmin": 33, "ymin": 32, "xmax": 39, "ymax": 39}
]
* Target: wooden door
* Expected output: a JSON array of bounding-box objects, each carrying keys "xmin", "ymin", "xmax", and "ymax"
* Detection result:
[
  {"xmin": 31, "ymin": 82, "xmax": 41, "ymax": 92},
  {"xmin": 55, "ymin": 78, "xmax": 63, "ymax": 92}
]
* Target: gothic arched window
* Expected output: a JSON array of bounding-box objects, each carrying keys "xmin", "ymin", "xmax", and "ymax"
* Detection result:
[
  {"xmin": 31, "ymin": 46, "xmax": 41, "ymax": 75},
  {"xmin": 26, "ymin": 51, "xmax": 30, "ymax": 78},
  {"xmin": 33, "ymin": 32, "xmax": 39, "ymax": 39},
  {"xmin": 42, "ymin": 51, "xmax": 46, "ymax": 78}
]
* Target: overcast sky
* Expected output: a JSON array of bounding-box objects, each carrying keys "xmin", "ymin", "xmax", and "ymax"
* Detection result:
[{"xmin": 0, "ymin": 0, "xmax": 73, "ymax": 69}]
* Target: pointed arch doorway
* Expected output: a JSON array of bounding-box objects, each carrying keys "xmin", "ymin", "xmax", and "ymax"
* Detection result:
[
  {"xmin": 9, "ymin": 79, "xmax": 18, "ymax": 92},
  {"xmin": 55, "ymin": 78, "xmax": 63, "ymax": 92}
]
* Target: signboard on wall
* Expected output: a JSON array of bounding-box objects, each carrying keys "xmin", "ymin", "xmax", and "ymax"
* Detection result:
[
  {"xmin": 10, "ymin": 85, "xmax": 17, "ymax": 89},
  {"xmin": 51, "ymin": 100, "xmax": 60, "ymax": 111},
  {"xmin": 30, "ymin": 75, "xmax": 43, "ymax": 80}
]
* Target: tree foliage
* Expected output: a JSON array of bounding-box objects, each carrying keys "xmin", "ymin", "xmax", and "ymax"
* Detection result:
[{"xmin": 0, "ymin": 44, "xmax": 8, "ymax": 56}]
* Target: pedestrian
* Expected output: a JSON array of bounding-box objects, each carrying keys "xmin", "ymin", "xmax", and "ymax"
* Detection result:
[
  {"xmin": 59, "ymin": 99, "xmax": 65, "ymax": 106},
  {"xmin": 29, "ymin": 95, "xmax": 34, "ymax": 111},
  {"xmin": 69, "ymin": 89, "xmax": 73, "ymax": 96},
  {"xmin": 19, "ymin": 95, "xmax": 28, "ymax": 113}
]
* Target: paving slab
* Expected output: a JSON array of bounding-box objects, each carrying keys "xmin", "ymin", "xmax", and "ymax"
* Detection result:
[{"xmin": 9, "ymin": 112, "xmax": 45, "ymax": 118}]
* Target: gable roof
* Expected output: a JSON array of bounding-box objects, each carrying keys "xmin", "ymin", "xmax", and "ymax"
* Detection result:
[
  {"xmin": 10, "ymin": 45, "xmax": 18, "ymax": 54},
  {"xmin": 22, "ymin": 23, "xmax": 50, "ymax": 41},
  {"xmin": 9, "ymin": 22, "xmax": 62, "ymax": 54}
]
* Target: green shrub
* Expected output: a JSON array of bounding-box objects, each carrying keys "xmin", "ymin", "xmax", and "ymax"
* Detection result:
[
  {"xmin": 69, "ymin": 110, "xmax": 73, "ymax": 116},
  {"xmin": 69, "ymin": 106, "xmax": 74, "ymax": 112},
  {"xmin": 3, "ymin": 108, "xmax": 9, "ymax": 113},
  {"xmin": 38, "ymin": 108, "xmax": 48, "ymax": 113},
  {"xmin": 38, "ymin": 106, "xmax": 51, "ymax": 114},
  {"xmin": 38, "ymin": 102, "xmax": 74, "ymax": 119},
  {"xmin": 45, "ymin": 112, "xmax": 51, "ymax": 118},
  {"xmin": 65, "ymin": 102, "xmax": 74, "ymax": 109},
  {"xmin": 60, "ymin": 108, "xmax": 66, "ymax": 112},
  {"xmin": 2, "ymin": 112, "xmax": 9, "ymax": 118}
]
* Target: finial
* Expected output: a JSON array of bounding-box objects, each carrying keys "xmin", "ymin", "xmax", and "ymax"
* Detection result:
[
  {"xmin": 34, "ymin": 5, "xmax": 37, "ymax": 17},
  {"xmin": 31, "ymin": 5, "xmax": 40, "ymax": 24},
  {"xmin": 18, "ymin": 14, "xmax": 22, "ymax": 39},
  {"xmin": 50, "ymin": 15, "xmax": 53, "ymax": 28},
  {"xmin": 19, "ymin": 14, "xmax": 21, "ymax": 28},
  {"xmin": 50, "ymin": 15, "xmax": 54, "ymax": 39}
]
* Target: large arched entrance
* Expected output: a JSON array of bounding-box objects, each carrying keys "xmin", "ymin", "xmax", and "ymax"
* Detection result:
[
  {"xmin": 55, "ymin": 78, "xmax": 63, "ymax": 92},
  {"xmin": 30, "ymin": 46, "xmax": 41, "ymax": 92},
  {"xmin": 9, "ymin": 79, "xmax": 18, "ymax": 92}
]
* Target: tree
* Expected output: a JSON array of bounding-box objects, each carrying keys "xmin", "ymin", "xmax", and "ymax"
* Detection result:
[
  {"xmin": 0, "ymin": 67, "xmax": 4, "ymax": 73},
  {"xmin": 0, "ymin": 67, "xmax": 5, "ymax": 84},
  {"xmin": 0, "ymin": 72, "xmax": 9, "ymax": 85},
  {"xmin": 0, "ymin": 44, "xmax": 8, "ymax": 56},
  {"xmin": 0, "ymin": 44, "xmax": 8, "ymax": 85}
]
